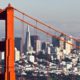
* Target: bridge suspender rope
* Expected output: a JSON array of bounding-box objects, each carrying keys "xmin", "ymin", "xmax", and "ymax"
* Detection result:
[{"xmin": 21, "ymin": 14, "xmax": 24, "ymax": 55}]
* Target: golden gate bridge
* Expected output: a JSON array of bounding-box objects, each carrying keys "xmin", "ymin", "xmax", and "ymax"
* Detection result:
[{"xmin": 0, "ymin": 4, "xmax": 80, "ymax": 80}]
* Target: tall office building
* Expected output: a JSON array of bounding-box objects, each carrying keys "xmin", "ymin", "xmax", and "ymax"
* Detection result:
[
  {"xmin": 15, "ymin": 37, "xmax": 22, "ymax": 52},
  {"xmin": 59, "ymin": 34, "xmax": 66, "ymax": 49},
  {"xmin": 31, "ymin": 35, "xmax": 39, "ymax": 51},
  {"xmin": 52, "ymin": 34, "xmax": 66, "ymax": 49},
  {"xmin": 66, "ymin": 36, "xmax": 73, "ymax": 55},
  {"xmin": 52, "ymin": 37, "xmax": 60, "ymax": 47},
  {"xmin": 36, "ymin": 39, "xmax": 41, "ymax": 53},
  {"xmin": 24, "ymin": 26, "xmax": 32, "ymax": 53},
  {"xmin": 76, "ymin": 39, "xmax": 80, "ymax": 50},
  {"xmin": 42, "ymin": 42, "xmax": 46, "ymax": 50}
]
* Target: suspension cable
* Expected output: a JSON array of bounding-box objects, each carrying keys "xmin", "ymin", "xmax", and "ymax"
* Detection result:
[
  {"xmin": 14, "ymin": 8, "xmax": 80, "ymax": 43},
  {"xmin": 14, "ymin": 16, "xmax": 80, "ymax": 49}
]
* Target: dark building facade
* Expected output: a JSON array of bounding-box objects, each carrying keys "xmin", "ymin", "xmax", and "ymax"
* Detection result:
[
  {"xmin": 41, "ymin": 42, "xmax": 47, "ymax": 50},
  {"xmin": 76, "ymin": 39, "xmax": 80, "ymax": 50},
  {"xmin": 31, "ymin": 35, "xmax": 39, "ymax": 51},
  {"xmin": 52, "ymin": 37, "xmax": 60, "ymax": 47},
  {"xmin": 15, "ymin": 37, "xmax": 22, "ymax": 51}
]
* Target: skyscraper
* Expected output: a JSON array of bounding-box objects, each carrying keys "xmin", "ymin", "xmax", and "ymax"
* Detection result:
[
  {"xmin": 15, "ymin": 37, "xmax": 22, "ymax": 52},
  {"xmin": 66, "ymin": 37, "xmax": 73, "ymax": 55},
  {"xmin": 36, "ymin": 39, "xmax": 41, "ymax": 53},
  {"xmin": 24, "ymin": 25, "xmax": 32, "ymax": 54},
  {"xmin": 31, "ymin": 35, "xmax": 39, "ymax": 51},
  {"xmin": 42, "ymin": 42, "xmax": 50, "ymax": 50},
  {"xmin": 52, "ymin": 34, "xmax": 66, "ymax": 49},
  {"xmin": 59, "ymin": 34, "xmax": 66, "ymax": 49},
  {"xmin": 52, "ymin": 37, "xmax": 60, "ymax": 47}
]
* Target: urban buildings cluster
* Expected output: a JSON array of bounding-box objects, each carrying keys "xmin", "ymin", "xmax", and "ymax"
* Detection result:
[{"xmin": 0, "ymin": 26, "xmax": 80, "ymax": 76}]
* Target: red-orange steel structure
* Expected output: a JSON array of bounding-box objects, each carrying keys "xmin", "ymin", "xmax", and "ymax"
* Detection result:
[{"xmin": 0, "ymin": 4, "xmax": 15, "ymax": 80}]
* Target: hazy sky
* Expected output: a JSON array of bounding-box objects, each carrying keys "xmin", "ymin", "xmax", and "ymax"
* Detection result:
[{"xmin": 0, "ymin": 0, "xmax": 80, "ymax": 37}]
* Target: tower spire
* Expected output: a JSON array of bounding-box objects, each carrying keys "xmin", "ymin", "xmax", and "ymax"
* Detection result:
[{"xmin": 24, "ymin": 25, "xmax": 32, "ymax": 53}]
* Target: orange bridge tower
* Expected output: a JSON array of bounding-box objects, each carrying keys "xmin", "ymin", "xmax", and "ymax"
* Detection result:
[{"xmin": 0, "ymin": 4, "xmax": 15, "ymax": 80}]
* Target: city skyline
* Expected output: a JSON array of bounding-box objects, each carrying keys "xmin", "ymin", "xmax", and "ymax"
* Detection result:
[{"xmin": 0, "ymin": 2, "xmax": 80, "ymax": 80}]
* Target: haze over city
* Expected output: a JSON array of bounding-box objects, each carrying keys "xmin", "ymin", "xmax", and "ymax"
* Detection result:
[
  {"xmin": 0, "ymin": 1, "xmax": 80, "ymax": 80},
  {"xmin": 0, "ymin": 0, "xmax": 80, "ymax": 37}
]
